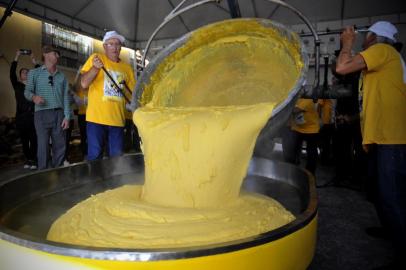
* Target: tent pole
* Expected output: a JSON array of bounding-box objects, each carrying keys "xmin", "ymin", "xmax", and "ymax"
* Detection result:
[
  {"xmin": 226, "ymin": 0, "xmax": 241, "ymax": 18},
  {"xmin": 0, "ymin": 0, "xmax": 19, "ymax": 29}
]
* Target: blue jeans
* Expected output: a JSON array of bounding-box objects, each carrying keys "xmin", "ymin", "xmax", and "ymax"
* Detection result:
[
  {"xmin": 87, "ymin": 121, "xmax": 124, "ymax": 161},
  {"xmin": 369, "ymin": 144, "xmax": 406, "ymax": 260}
]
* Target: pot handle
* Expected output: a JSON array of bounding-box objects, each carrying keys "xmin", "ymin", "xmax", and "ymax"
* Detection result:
[{"xmin": 133, "ymin": 0, "xmax": 320, "ymax": 111}]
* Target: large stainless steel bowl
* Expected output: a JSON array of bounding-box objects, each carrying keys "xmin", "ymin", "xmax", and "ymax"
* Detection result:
[
  {"xmin": 132, "ymin": 18, "xmax": 309, "ymax": 141},
  {"xmin": 0, "ymin": 154, "xmax": 317, "ymax": 269}
]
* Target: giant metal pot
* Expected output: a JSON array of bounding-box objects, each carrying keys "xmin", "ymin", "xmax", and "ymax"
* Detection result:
[{"xmin": 0, "ymin": 154, "xmax": 317, "ymax": 269}]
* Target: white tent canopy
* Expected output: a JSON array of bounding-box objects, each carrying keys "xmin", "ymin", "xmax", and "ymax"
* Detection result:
[{"xmin": 1, "ymin": 0, "xmax": 405, "ymax": 49}]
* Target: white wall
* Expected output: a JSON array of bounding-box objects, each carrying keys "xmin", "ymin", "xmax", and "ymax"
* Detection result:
[{"xmin": 291, "ymin": 13, "xmax": 406, "ymax": 85}]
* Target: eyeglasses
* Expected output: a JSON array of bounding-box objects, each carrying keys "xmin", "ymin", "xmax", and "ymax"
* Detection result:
[
  {"xmin": 48, "ymin": 76, "xmax": 54, "ymax": 87},
  {"xmin": 105, "ymin": 43, "xmax": 122, "ymax": 48}
]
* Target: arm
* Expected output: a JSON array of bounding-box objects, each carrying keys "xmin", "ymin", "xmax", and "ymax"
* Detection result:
[
  {"xmin": 30, "ymin": 52, "xmax": 40, "ymax": 68},
  {"xmin": 24, "ymin": 70, "xmax": 44, "ymax": 105},
  {"xmin": 9, "ymin": 51, "xmax": 20, "ymax": 87},
  {"xmin": 63, "ymin": 79, "xmax": 72, "ymax": 120},
  {"xmin": 80, "ymin": 55, "xmax": 103, "ymax": 88},
  {"xmin": 24, "ymin": 70, "xmax": 35, "ymax": 101},
  {"xmin": 335, "ymin": 27, "xmax": 367, "ymax": 75},
  {"xmin": 61, "ymin": 79, "xmax": 71, "ymax": 130}
]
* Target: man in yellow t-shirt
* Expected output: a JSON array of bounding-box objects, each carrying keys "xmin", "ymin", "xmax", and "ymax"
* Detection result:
[
  {"xmin": 283, "ymin": 98, "xmax": 320, "ymax": 175},
  {"xmin": 336, "ymin": 21, "xmax": 406, "ymax": 267},
  {"xmin": 80, "ymin": 31, "xmax": 136, "ymax": 160}
]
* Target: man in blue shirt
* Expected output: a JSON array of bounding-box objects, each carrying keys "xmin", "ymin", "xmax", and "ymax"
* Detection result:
[{"xmin": 24, "ymin": 45, "xmax": 71, "ymax": 169}]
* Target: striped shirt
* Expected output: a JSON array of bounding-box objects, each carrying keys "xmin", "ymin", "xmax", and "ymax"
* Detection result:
[{"xmin": 24, "ymin": 66, "xmax": 71, "ymax": 120}]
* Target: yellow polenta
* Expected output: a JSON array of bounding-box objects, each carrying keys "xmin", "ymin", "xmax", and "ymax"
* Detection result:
[{"xmin": 48, "ymin": 19, "xmax": 303, "ymax": 248}]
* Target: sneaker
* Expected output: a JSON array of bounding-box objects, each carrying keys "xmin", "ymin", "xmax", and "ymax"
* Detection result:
[
  {"xmin": 30, "ymin": 164, "xmax": 37, "ymax": 170},
  {"xmin": 63, "ymin": 160, "xmax": 70, "ymax": 166},
  {"xmin": 23, "ymin": 163, "xmax": 30, "ymax": 169}
]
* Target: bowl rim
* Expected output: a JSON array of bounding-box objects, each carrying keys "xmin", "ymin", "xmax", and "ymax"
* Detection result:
[{"xmin": 0, "ymin": 155, "xmax": 317, "ymax": 261}]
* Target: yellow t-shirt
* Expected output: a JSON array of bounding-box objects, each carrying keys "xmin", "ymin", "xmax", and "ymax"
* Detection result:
[
  {"xmin": 359, "ymin": 43, "xmax": 406, "ymax": 144},
  {"xmin": 319, "ymin": 99, "xmax": 334, "ymax": 125},
  {"xmin": 81, "ymin": 53, "xmax": 136, "ymax": 127},
  {"xmin": 291, "ymin": 98, "xmax": 320, "ymax": 134},
  {"xmin": 124, "ymin": 89, "xmax": 133, "ymax": 121},
  {"xmin": 76, "ymin": 86, "xmax": 88, "ymax": 115}
]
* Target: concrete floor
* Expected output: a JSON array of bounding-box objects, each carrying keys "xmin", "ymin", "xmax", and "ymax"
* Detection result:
[
  {"xmin": 308, "ymin": 165, "xmax": 394, "ymax": 270},
  {"xmin": 259, "ymin": 143, "xmax": 394, "ymax": 269},
  {"xmin": 0, "ymin": 143, "xmax": 395, "ymax": 269}
]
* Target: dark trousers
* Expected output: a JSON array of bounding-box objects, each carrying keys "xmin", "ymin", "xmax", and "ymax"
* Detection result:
[
  {"xmin": 64, "ymin": 119, "xmax": 75, "ymax": 162},
  {"xmin": 77, "ymin": 114, "xmax": 87, "ymax": 156},
  {"xmin": 87, "ymin": 121, "xmax": 124, "ymax": 161},
  {"xmin": 333, "ymin": 120, "xmax": 366, "ymax": 184},
  {"xmin": 16, "ymin": 114, "xmax": 37, "ymax": 162},
  {"xmin": 319, "ymin": 124, "xmax": 334, "ymax": 164},
  {"xmin": 368, "ymin": 144, "xmax": 406, "ymax": 261},
  {"xmin": 124, "ymin": 119, "xmax": 141, "ymax": 152},
  {"xmin": 283, "ymin": 128, "xmax": 318, "ymax": 175},
  {"xmin": 34, "ymin": 109, "xmax": 66, "ymax": 170}
]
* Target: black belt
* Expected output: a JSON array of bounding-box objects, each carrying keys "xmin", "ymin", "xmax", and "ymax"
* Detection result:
[{"xmin": 35, "ymin": 108, "xmax": 62, "ymax": 113}]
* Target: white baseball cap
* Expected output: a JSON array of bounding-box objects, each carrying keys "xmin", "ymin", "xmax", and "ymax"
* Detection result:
[
  {"xmin": 368, "ymin": 21, "xmax": 398, "ymax": 42},
  {"xmin": 103, "ymin": 31, "xmax": 125, "ymax": 44}
]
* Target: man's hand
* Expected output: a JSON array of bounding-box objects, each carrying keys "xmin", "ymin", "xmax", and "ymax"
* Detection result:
[
  {"xmin": 61, "ymin": 118, "xmax": 70, "ymax": 130},
  {"xmin": 81, "ymin": 55, "xmax": 102, "ymax": 88},
  {"xmin": 32, "ymin": 95, "xmax": 45, "ymax": 105},
  {"xmin": 14, "ymin": 50, "xmax": 21, "ymax": 61},
  {"xmin": 92, "ymin": 55, "xmax": 104, "ymax": 69},
  {"xmin": 30, "ymin": 52, "xmax": 37, "ymax": 65},
  {"xmin": 340, "ymin": 26, "xmax": 356, "ymax": 51},
  {"xmin": 335, "ymin": 26, "xmax": 366, "ymax": 75},
  {"xmin": 362, "ymin": 144, "xmax": 370, "ymax": 153}
]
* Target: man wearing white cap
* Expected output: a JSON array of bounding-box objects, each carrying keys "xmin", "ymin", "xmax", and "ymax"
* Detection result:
[
  {"xmin": 80, "ymin": 31, "xmax": 135, "ymax": 161},
  {"xmin": 336, "ymin": 21, "xmax": 406, "ymax": 268}
]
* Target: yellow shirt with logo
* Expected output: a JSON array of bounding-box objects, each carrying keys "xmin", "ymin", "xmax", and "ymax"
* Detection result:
[
  {"xmin": 81, "ymin": 53, "xmax": 135, "ymax": 127},
  {"xmin": 359, "ymin": 43, "xmax": 406, "ymax": 144},
  {"xmin": 291, "ymin": 98, "xmax": 320, "ymax": 134},
  {"xmin": 319, "ymin": 99, "xmax": 334, "ymax": 125}
]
